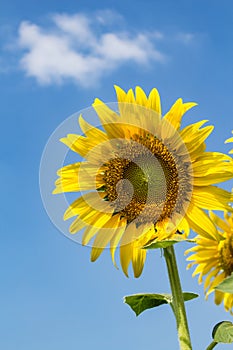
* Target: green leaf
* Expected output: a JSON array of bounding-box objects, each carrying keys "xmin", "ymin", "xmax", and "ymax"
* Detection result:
[
  {"xmin": 144, "ymin": 237, "xmax": 195, "ymax": 249},
  {"xmin": 215, "ymin": 272, "xmax": 233, "ymax": 293},
  {"xmin": 212, "ymin": 321, "xmax": 233, "ymax": 344},
  {"xmin": 124, "ymin": 292, "xmax": 198, "ymax": 316},
  {"xmin": 124, "ymin": 293, "xmax": 171, "ymax": 316},
  {"xmin": 182, "ymin": 292, "xmax": 199, "ymax": 302}
]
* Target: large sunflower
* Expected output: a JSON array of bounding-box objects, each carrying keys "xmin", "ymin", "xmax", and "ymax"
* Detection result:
[
  {"xmin": 186, "ymin": 211, "xmax": 233, "ymax": 313},
  {"xmin": 53, "ymin": 86, "xmax": 233, "ymax": 277}
]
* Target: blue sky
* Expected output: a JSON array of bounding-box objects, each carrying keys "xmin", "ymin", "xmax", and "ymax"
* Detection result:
[{"xmin": 1, "ymin": 1, "xmax": 233, "ymax": 349}]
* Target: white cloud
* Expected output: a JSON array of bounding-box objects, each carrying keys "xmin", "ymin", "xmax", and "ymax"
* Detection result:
[
  {"xmin": 53, "ymin": 13, "xmax": 95, "ymax": 44},
  {"xmin": 95, "ymin": 9, "xmax": 124, "ymax": 26},
  {"xmin": 18, "ymin": 12, "xmax": 166, "ymax": 87},
  {"xmin": 150, "ymin": 31, "xmax": 164, "ymax": 40},
  {"xmin": 176, "ymin": 32, "xmax": 194, "ymax": 44}
]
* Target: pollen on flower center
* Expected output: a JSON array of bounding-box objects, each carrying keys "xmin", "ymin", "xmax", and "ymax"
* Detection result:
[
  {"xmin": 102, "ymin": 134, "xmax": 179, "ymax": 225},
  {"xmin": 123, "ymin": 155, "xmax": 171, "ymax": 204},
  {"xmin": 219, "ymin": 236, "xmax": 233, "ymax": 276}
]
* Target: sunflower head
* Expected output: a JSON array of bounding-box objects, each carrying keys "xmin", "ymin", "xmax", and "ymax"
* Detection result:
[
  {"xmin": 52, "ymin": 85, "xmax": 233, "ymax": 277},
  {"xmin": 186, "ymin": 212, "xmax": 233, "ymax": 313},
  {"xmin": 82, "ymin": 107, "xmax": 193, "ymax": 228}
]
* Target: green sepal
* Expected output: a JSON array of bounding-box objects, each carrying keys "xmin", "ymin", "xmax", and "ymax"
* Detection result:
[
  {"xmin": 215, "ymin": 272, "xmax": 233, "ymax": 293},
  {"xmin": 124, "ymin": 292, "xmax": 198, "ymax": 316},
  {"xmin": 212, "ymin": 321, "xmax": 233, "ymax": 344},
  {"xmin": 144, "ymin": 237, "xmax": 195, "ymax": 249}
]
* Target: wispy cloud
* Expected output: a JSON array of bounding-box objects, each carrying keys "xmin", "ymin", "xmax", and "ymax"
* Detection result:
[
  {"xmin": 17, "ymin": 12, "xmax": 166, "ymax": 87},
  {"xmin": 175, "ymin": 32, "xmax": 195, "ymax": 45}
]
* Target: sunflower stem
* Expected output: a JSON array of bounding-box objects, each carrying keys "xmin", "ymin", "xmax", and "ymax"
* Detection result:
[
  {"xmin": 164, "ymin": 245, "xmax": 192, "ymax": 350},
  {"xmin": 205, "ymin": 341, "xmax": 218, "ymax": 350}
]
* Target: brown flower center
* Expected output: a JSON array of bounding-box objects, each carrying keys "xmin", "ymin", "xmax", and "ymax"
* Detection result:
[
  {"xmin": 101, "ymin": 133, "xmax": 180, "ymax": 225},
  {"xmin": 219, "ymin": 235, "xmax": 233, "ymax": 276}
]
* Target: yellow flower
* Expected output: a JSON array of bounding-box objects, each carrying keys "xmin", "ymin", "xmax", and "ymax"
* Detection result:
[
  {"xmin": 186, "ymin": 212, "xmax": 233, "ymax": 313},
  {"xmin": 53, "ymin": 85, "xmax": 233, "ymax": 277}
]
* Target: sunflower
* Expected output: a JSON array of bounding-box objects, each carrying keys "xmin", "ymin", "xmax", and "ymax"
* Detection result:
[
  {"xmin": 186, "ymin": 211, "xmax": 233, "ymax": 313},
  {"xmin": 53, "ymin": 86, "xmax": 233, "ymax": 277}
]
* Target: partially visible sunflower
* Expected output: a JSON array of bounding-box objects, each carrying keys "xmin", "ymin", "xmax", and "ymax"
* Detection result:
[
  {"xmin": 53, "ymin": 85, "xmax": 233, "ymax": 277},
  {"xmin": 186, "ymin": 211, "xmax": 233, "ymax": 313}
]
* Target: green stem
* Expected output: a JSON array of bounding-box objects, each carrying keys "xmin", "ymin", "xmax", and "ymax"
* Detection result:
[
  {"xmin": 205, "ymin": 341, "xmax": 218, "ymax": 350},
  {"xmin": 164, "ymin": 245, "xmax": 192, "ymax": 350}
]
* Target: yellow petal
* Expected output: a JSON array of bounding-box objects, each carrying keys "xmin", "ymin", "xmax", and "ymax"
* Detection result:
[
  {"xmin": 180, "ymin": 120, "xmax": 208, "ymax": 140},
  {"xmin": 60, "ymin": 134, "xmax": 88, "ymax": 157},
  {"xmin": 209, "ymin": 211, "xmax": 231, "ymax": 232},
  {"xmin": 193, "ymin": 172, "xmax": 233, "ymax": 186},
  {"xmin": 164, "ymin": 98, "xmax": 197, "ymax": 130},
  {"xmin": 82, "ymin": 211, "xmax": 113, "ymax": 245},
  {"xmin": 207, "ymin": 273, "xmax": 225, "ymax": 295},
  {"xmin": 114, "ymin": 85, "xmax": 127, "ymax": 103},
  {"xmin": 79, "ymin": 115, "xmax": 108, "ymax": 141},
  {"xmin": 192, "ymin": 186, "xmax": 232, "ymax": 211},
  {"xmin": 125, "ymin": 88, "xmax": 136, "ymax": 103},
  {"xmin": 110, "ymin": 217, "xmax": 127, "ymax": 268},
  {"xmin": 64, "ymin": 192, "xmax": 106, "ymax": 220},
  {"xmin": 204, "ymin": 268, "xmax": 220, "ymax": 292},
  {"xmin": 225, "ymin": 137, "xmax": 233, "ymax": 144},
  {"xmin": 64, "ymin": 196, "xmax": 89, "ymax": 220},
  {"xmin": 120, "ymin": 242, "xmax": 133, "ymax": 277},
  {"xmin": 163, "ymin": 98, "xmax": 183, "ymax": 130},
  {"xmin": 53, "ymin": 163, "xmax": 105, "ymax": 194},
  {"xmin": 195, "ymin": 152, "xmax": 232, "ymax": 163},
  {"xmin": 135, "ymin": 86, "xmax": 148, "ymax": 106},
  {"xmin": 183, "ymin": 126, "xmax": 214, "ymax": 157},
  {"xmin": 193, "ymin": 158, "xmax": 233, "ymax": 177},
  {"xmin": 182, "ymin": 101, "xmax": 198, "ymax": 114},
  {"xmin": 114, "ymin": 86, "xmax": 128, "ymax": 117},
  {"xmin": 67, "ymin": 217, "xmax": 87, "ymax": 234},
  {"xmin": 90, "ymin": 215, "xmax": 121, "ymax": 261},
  {"xmin": 223, "ymin": 293, "xmax": 233, "ymax": 313},
  {"xmin": 186, "ymin": 204, "xmax": 218, "ymax": 239},
  {"xmin": 119, "ymin": 223, "xmax": 137, "ymax": 277},
  {"xmin": 132, "ymin": 244, "xmax": 147, "ymax": 278},
  {"xmin": 177, "ymin": 217, "xmax": 190, "ymax": 237},
  {"xmin": 92, "ymin": 98, "xmax": 124, "ymax": 138},
  {"xmin": 147, "ymin": 88, "xmax": 161, "ymax": 115},
  {"xmin": 70, "ymin": 210, "xmax": 101, "ymax": 234}
]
